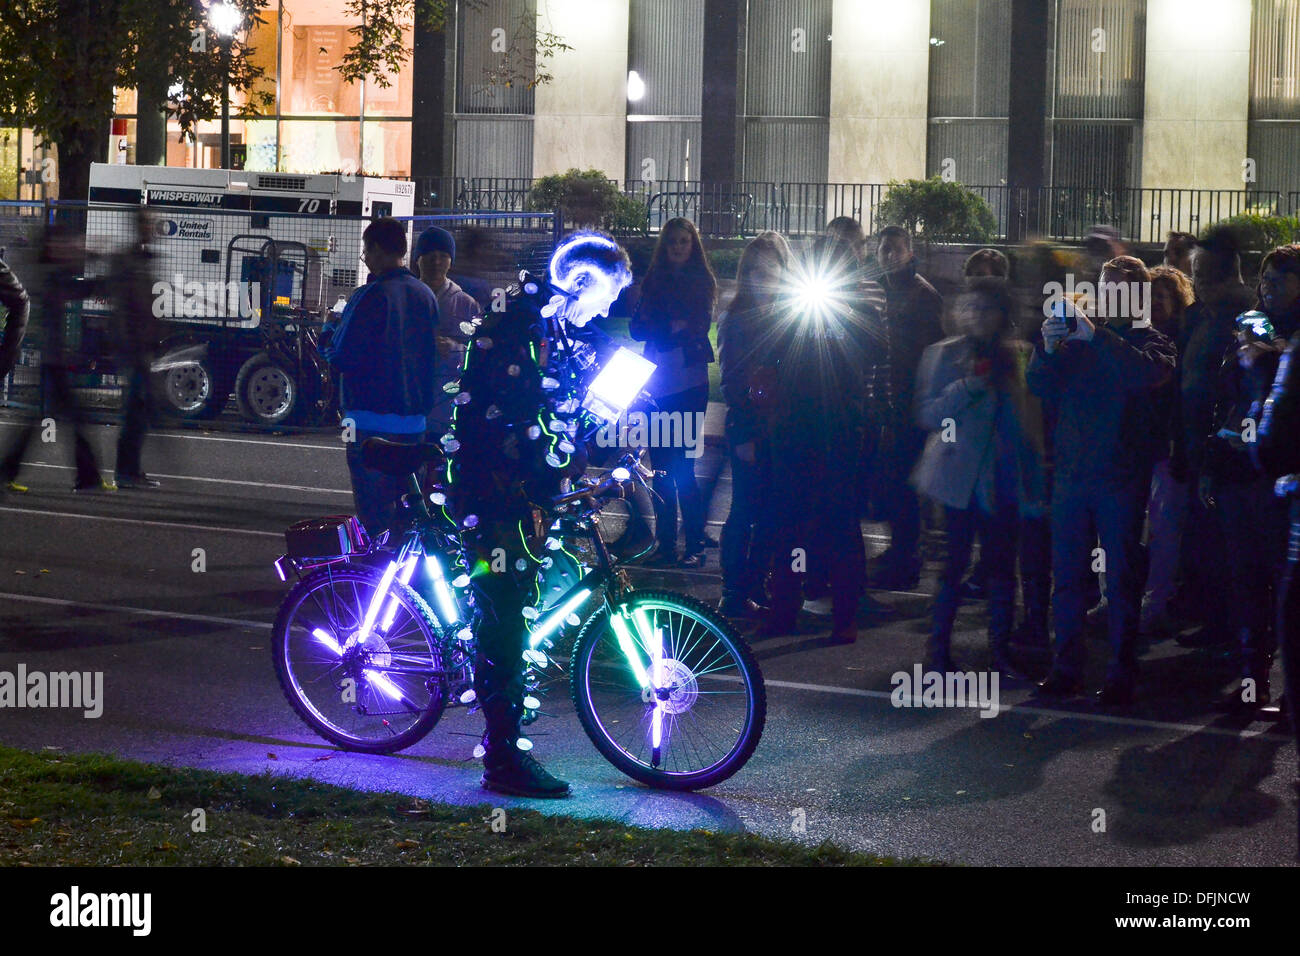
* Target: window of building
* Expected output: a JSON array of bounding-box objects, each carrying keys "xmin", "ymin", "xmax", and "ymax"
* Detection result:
[
  {"xmin": 1049, "ymin": 0, "xmax": 1146, "ymax": 192},
  {"xmin": 927, "ymin": 0, "xmax": 1011, "ymax": 187},
  {"xmin": 1248, "ymin": 0, "xmax": 1300, "ymax": 203},
  {"xmin": 453, "ymin": 0, "xmax": 536, "ymax": 185},
  {"xmin": 626, "ymin": 0, "xmax": 703, "ymax": 197},
  {"xmin": 108, "ymin": 0, "xmax": 414, "ymax": 178},
  {"xmin": 742, "ymin": 0, "xmax": 831, "ymax": 189}
]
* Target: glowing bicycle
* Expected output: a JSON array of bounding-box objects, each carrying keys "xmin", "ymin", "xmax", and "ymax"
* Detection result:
[{"xmin": 270, "ymin": 442, "xmax": 766, "ymax": 791}]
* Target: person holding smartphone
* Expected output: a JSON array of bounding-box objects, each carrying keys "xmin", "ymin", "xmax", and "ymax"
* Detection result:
[{"xmin": 1028, "ymin": 256, "xmax": 1176, "ymax": 707}]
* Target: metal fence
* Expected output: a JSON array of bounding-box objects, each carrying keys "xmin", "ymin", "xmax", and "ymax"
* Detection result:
[{"xmin": 417, "ymin": 176, "xmax": 1300, "ymax": 243}]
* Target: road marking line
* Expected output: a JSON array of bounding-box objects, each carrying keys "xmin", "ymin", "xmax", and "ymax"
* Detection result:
[
  {"xmin": 0, "ymin": 505, "xmax": 283, "ymax": 538},
  {"xmin": 0, "ymin": 587, "xmax": 1281, "ymax": 741},
  {"xmin": 16, "ymin": 461, "xmax": 352, "ymax": 495},
  {"xmin": 0, "ymin": 591, "xmax": 272, "ymax": 630},
  {"xmin": 757, "ymin": 677, "xmax": 1285, "ymax": 740},
  {"xmin": 0, "ymin": 419, "xmax": 343, "ymax": 453}
]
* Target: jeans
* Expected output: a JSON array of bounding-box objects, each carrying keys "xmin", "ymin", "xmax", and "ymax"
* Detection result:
[
  {"xmin": 1141, "ymin": 457, "xmax": 1188, "ymax": 618},
  {"xmin": 720, "ymin": 437, "xmax": 772, "ymax": 600},
  {"xmin": 1216, "ymin": 477, "xmax": 1288, "ymax": 679},
  {"xmin": 345, "ymin": 429, "xmax": 421, "ymax": 538},
  {"xmin": 877, "ymin": 423, "xmax": 927, "ymax": 566},
  {"xmin": 649, "ymin": 386, "xmax": 708, "ymax": 554},
  {"xmin": 929, "ymin": 500, "xmax": 1019, "ymax": 663},
  {"xmin": 1050, "ymin": 478, "xmax": 1149, "ymax": 686},
  {"xmin": 1279, "ymin": 558, "xmax": 1300, "ymax": 755}
]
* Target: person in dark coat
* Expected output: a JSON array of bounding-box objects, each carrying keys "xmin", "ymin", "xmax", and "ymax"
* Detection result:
[
  {"xmin": 1175, "ymin": 227, "xmax": 1255, "ymax": 645},
  {"xmin": 716, "ymin": 231, "xmax": 793, "ymax": 618},
  {"xmin": 322, "ymin": 218, "xmax": 439, "ymax": 537},
  {"xmin": 1250, "ymin": 278, "xmax": 1300, "ymax": 785},
  {"xmin": 1029, "ymin": 256, "xmax": 1177, "ymax": 707},
  {"xmin": 629, "ymin": 217, "xmax": 717, "ymax": 568},
  {"xmin": 1203, "ymin": 243, "xmax": 1300, "ymax": 709},
  {"xmin": 764, "ymin": 234, "xmax": 888, "ymax": 643},
  {"xmin": 869, "ymin": 225, "xmax": 944, "ymax": 590}
]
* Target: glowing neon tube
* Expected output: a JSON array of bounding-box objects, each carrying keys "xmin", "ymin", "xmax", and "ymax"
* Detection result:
[
  {"xmin": 608, "ymin": 612, "xmax": 650, "ymax": 689},
  {"xmin": 527, "ymin": 588, "xmax": 591, "ymax": 649},
  {"xmin": 422, "ymin": 553, "xmax": 461, "ymax": 625}
]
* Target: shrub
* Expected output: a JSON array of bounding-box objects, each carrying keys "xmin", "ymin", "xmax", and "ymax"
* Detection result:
[
  {"xmin": 876, "ymin": 177, "xmax": 997, "ymax": 243},
  {"xmin": 526, "ymin": 168, "xmax": 646, "ymax": 233},
  {"xmin": 1199, "ymin": 213, "xmax": 1300, "ymax": 252}
]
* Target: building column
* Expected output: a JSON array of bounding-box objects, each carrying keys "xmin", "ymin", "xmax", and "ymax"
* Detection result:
[
  {"xmin": 700, "ymin": 0, "xmax": 745, "ymax": 185},
  {"xmin": 412, "ymin": 20, "xmax": 449, "ymax": 206},
  {"xmin": 1140, "ymin": 0, "xmax": 1252, "ymax": 236},
  {"xmin": 532, "ymin": 0, "xmax": 629, "ymax": 181},
  {"xmin": 1007, "ymin": 0, "xmax": 1049, "ymax": 241},
  {"xmin": 827, "ymin": 0, "xmax": 929, "ymax": 187}
]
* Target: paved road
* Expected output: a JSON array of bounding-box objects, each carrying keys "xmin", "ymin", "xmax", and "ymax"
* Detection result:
[{"xmin": 0, "ymin": 412, "xmax": 1296, "ymax": 866}]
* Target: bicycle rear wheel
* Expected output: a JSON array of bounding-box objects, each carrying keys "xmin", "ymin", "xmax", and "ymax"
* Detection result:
[
  {"xmin": 272, "ymin": 565, "xmax": 448, "ymax": 753},
  {"xmin": 570, "ymin": 589, "xmax": 765, "ymax": 790}
]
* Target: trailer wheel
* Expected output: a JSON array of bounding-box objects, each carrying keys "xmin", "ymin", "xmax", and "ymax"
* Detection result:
[
  {"xmin": 235, "ymin": 353, "xmax": 298, "ymax": 426},
  {"xmin": 155, "ymin": 357, "xmax": 229, "ymax": 420}
]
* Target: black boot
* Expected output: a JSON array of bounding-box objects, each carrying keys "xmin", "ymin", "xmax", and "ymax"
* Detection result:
[
  {"xmin": 925, "ymin": 579, "xmax": 960, "ymax": 672},
  {"xmin": 987, "ymin": 579, "xmax": 1028, "ymax": 682},
  {"xmin": 479, "ymin": 693, "xmax": 570, "ymax": 798},
  {"xmin": 1014, "ymin": 574, "xmax": 1051, "ymax": 648}
]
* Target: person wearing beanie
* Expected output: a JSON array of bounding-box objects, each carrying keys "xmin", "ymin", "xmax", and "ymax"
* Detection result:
[{"xmin": 414, "ymin": 226, "xmax": 483, "ymax": 437}]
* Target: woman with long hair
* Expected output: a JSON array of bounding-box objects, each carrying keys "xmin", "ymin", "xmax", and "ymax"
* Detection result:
[
  {"xmin": 912, "ymin": 278, "xmax": 1046, "ymax": 676},
  {"xmin": 630, "ymin": 217, "xmax": 718, "ymax": 567},
  {"xmin": 716, "ymin": 231, "xmax": 794, "ymax": 616}
]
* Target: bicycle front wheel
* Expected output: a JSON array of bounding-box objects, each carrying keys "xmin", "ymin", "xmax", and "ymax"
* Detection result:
[
  {"xmin": 570, "ymin": 590, "xmax": 766, "ymax": 790},
  {"xmin": 272, "ymin": 565, "xmax": 448, "ymax": 754}
]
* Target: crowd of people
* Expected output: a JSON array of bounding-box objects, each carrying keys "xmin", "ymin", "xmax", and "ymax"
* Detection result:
[
  {"xmin": 625, "ymin": 215, "xmax": 1300, "ymax": 720},
  {"xmin": 2, "ymin": 211, "xmax": 1299, "ymax": 797}
]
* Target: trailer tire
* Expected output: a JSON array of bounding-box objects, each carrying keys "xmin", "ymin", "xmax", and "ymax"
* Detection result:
[
  {"xmin": 235, "ymin": 352, "xmax": 298, "ymax": 427},
  {"xmin": 154, "ymin": 356, "xmax": 230, "ymax": 420}
]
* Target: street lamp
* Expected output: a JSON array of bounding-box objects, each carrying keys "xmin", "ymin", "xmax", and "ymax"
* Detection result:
[{"xmin": 208, "ymin": 1, "xmax": 242, "ymax": 169}]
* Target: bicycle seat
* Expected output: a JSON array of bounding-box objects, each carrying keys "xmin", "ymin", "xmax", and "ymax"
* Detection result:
[{"xmin": 359, "ymin": 438, "xmax": 446, "ymax": 476}]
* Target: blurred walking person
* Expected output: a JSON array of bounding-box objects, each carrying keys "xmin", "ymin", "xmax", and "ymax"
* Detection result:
[
  {"xmin": 0, "ymin": 226, "xmax": 114, "ymax": 493},
  {"xmin": 109, "ymin": 208, "xmax": 162, "ymax": 489},
  {"xmin": 630, "ymin": 217, "xmax": 717, "ymax": 568},
  {"xmin": 0, "ymin": 252, "xmax": 31, "ymax": 492}
]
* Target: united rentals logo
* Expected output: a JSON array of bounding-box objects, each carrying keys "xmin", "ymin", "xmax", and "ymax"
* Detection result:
[{"xmin": 154, "ymin": 217, "xmax": 214, "ymax": 241}]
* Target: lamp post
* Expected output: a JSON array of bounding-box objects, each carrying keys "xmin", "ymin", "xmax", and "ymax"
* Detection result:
[{"xmin": 208, "ymin": 1, "xmax": 242, "ymax": 169}]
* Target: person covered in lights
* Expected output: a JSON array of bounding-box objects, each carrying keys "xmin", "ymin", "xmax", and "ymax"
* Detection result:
[{"xmin": 447, "ymin": 231, "xmax": 632, "ymax": 798}]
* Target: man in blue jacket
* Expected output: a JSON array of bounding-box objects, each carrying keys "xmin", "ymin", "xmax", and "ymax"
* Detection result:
[
  {"xmin": 323, "ymin": 218, "xmax": 439, "ymax": 537},
  {"xmin": 1029, "ymin": 256, "xmax": 1176, "ymax": 707}
]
